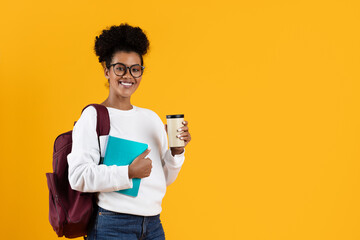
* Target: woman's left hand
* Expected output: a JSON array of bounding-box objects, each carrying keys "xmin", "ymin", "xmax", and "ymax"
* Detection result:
[{"xmin": 165, "ymin": 120, "xmax": 191, "ymax": 156}]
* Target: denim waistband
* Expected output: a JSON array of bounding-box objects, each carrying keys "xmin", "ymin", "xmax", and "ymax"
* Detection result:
[{"xmin": 97, "ymin": 206, "xmax": 160, "ymax": 219}]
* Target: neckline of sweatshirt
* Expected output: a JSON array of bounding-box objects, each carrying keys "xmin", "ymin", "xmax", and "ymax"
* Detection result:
[{"xmin": 106, "ymin": 105, "xmax": 138, "ymax": 115}]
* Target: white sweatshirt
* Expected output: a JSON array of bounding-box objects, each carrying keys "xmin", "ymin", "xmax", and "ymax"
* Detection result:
[{"xmin": 67, "ymin": 105, "xmax": 185, "ymax": 216}]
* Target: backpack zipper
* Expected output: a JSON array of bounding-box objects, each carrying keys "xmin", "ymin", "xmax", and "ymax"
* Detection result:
[
  {"xmin": 53, "ymin": 174, "xmax": 72, "ymax": 223},
  {"xmin": 54, "ymin": 194, "xmax": 61, "ymax": 222}
]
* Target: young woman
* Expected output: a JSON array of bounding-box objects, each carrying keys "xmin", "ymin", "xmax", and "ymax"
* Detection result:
[{"xmin": 67, "ymin": 23, "xmax": 191, "ymax": 240}]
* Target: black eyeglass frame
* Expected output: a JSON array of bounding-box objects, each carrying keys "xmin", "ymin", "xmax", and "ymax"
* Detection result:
[{"xmin": 107, "ymin": 62, "xmax": 145, "ymax": 78}]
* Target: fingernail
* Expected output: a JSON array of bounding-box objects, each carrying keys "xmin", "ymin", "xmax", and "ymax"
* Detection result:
[
  {"xmin": 180, "ymin": 137, "xmax": 184, "ymax": 140},
  {"xmin": 177, "ymin": 128, "xmax": 182, "ymax": 132},
  {"xmin": 182, "ymin": 121, "xmax": 186, "ymax": 124},
  {"xmin": 177, "ymin": 134, "xmax": 181, "ymax": 138}
]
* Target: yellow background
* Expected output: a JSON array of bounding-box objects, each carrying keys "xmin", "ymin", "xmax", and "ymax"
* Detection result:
[{"xmin": 1, "ymin": 0, "xmax": 360, "ymax": 239}]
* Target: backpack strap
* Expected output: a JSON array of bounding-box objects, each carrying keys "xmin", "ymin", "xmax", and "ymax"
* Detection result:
[
  {"xmin": 81, "ymin": 104, "xmax": 110, "ymax": 136},
  {"xmin": 81, "ymin": 104, "xmax": 110, "ymax": 163}
]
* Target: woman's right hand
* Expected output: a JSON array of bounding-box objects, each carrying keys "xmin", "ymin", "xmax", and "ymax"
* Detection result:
[{"xmin": 128, "ymin": 148, "xmax": 152, "ymax": 179}]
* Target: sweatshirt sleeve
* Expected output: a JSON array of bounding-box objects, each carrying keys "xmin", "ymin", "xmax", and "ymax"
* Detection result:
[
  {"xmin": 158, "ymin": 115, "xmax": 185, "ymax": 186},
  {"xmin": 67, "ymin": 106, "xmax": 132, "ymax": 193}
]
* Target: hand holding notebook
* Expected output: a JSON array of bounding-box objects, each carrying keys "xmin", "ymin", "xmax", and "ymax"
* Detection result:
[
  {"xmin": 128, "ymin": 148, "xmax": 152, "ymax": 179},
  {"xmin": 103, "ymin": 136, "xmax": 150, "ymax": 197}
]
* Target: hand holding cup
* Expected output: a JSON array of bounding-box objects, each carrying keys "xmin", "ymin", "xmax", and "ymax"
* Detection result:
[{"xmin": 165, "ymin": 115, "xmax": 191, "ymax": 156}]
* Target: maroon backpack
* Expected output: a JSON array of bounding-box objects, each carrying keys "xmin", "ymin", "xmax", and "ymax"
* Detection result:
[{"xmin": 46, "ymin": 104, "xmax": 110, "ymax": 238}]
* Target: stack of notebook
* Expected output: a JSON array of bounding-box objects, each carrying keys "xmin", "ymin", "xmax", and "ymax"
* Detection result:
[{"xmin": 102, "ymin": 135, "xmax": 148, "ymax": 197}]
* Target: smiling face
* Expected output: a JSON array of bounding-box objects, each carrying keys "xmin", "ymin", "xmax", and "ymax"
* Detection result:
[{"xmin": 104, "ymin": 51, "xmax": 143, "ymax": 100}]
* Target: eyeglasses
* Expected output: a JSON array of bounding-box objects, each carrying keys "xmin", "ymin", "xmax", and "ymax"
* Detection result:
[{"xmin": 107, "ymin": 62, "xmax": 145, "ymax": 78}]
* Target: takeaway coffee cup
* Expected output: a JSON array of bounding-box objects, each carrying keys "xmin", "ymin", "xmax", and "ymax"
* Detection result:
[{"xmin": 166, "ymin": 114, "xmax": 185, "ymax": 147}]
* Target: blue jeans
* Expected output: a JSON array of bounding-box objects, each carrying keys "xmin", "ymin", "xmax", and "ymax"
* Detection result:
[{"xmin": 87, "ymin": 206, "xmax": 165, "ymax": 240}]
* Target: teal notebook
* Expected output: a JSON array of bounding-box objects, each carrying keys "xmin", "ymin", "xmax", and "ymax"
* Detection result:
[{"xmin": 103, "ymin": 135, "xmax": 148, "ymax": 197}]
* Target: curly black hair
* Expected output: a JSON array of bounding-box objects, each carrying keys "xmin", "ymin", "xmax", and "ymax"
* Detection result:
[{"xmin": 94, "ymin": 23, "xmax": 150, "ymax": 68}]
